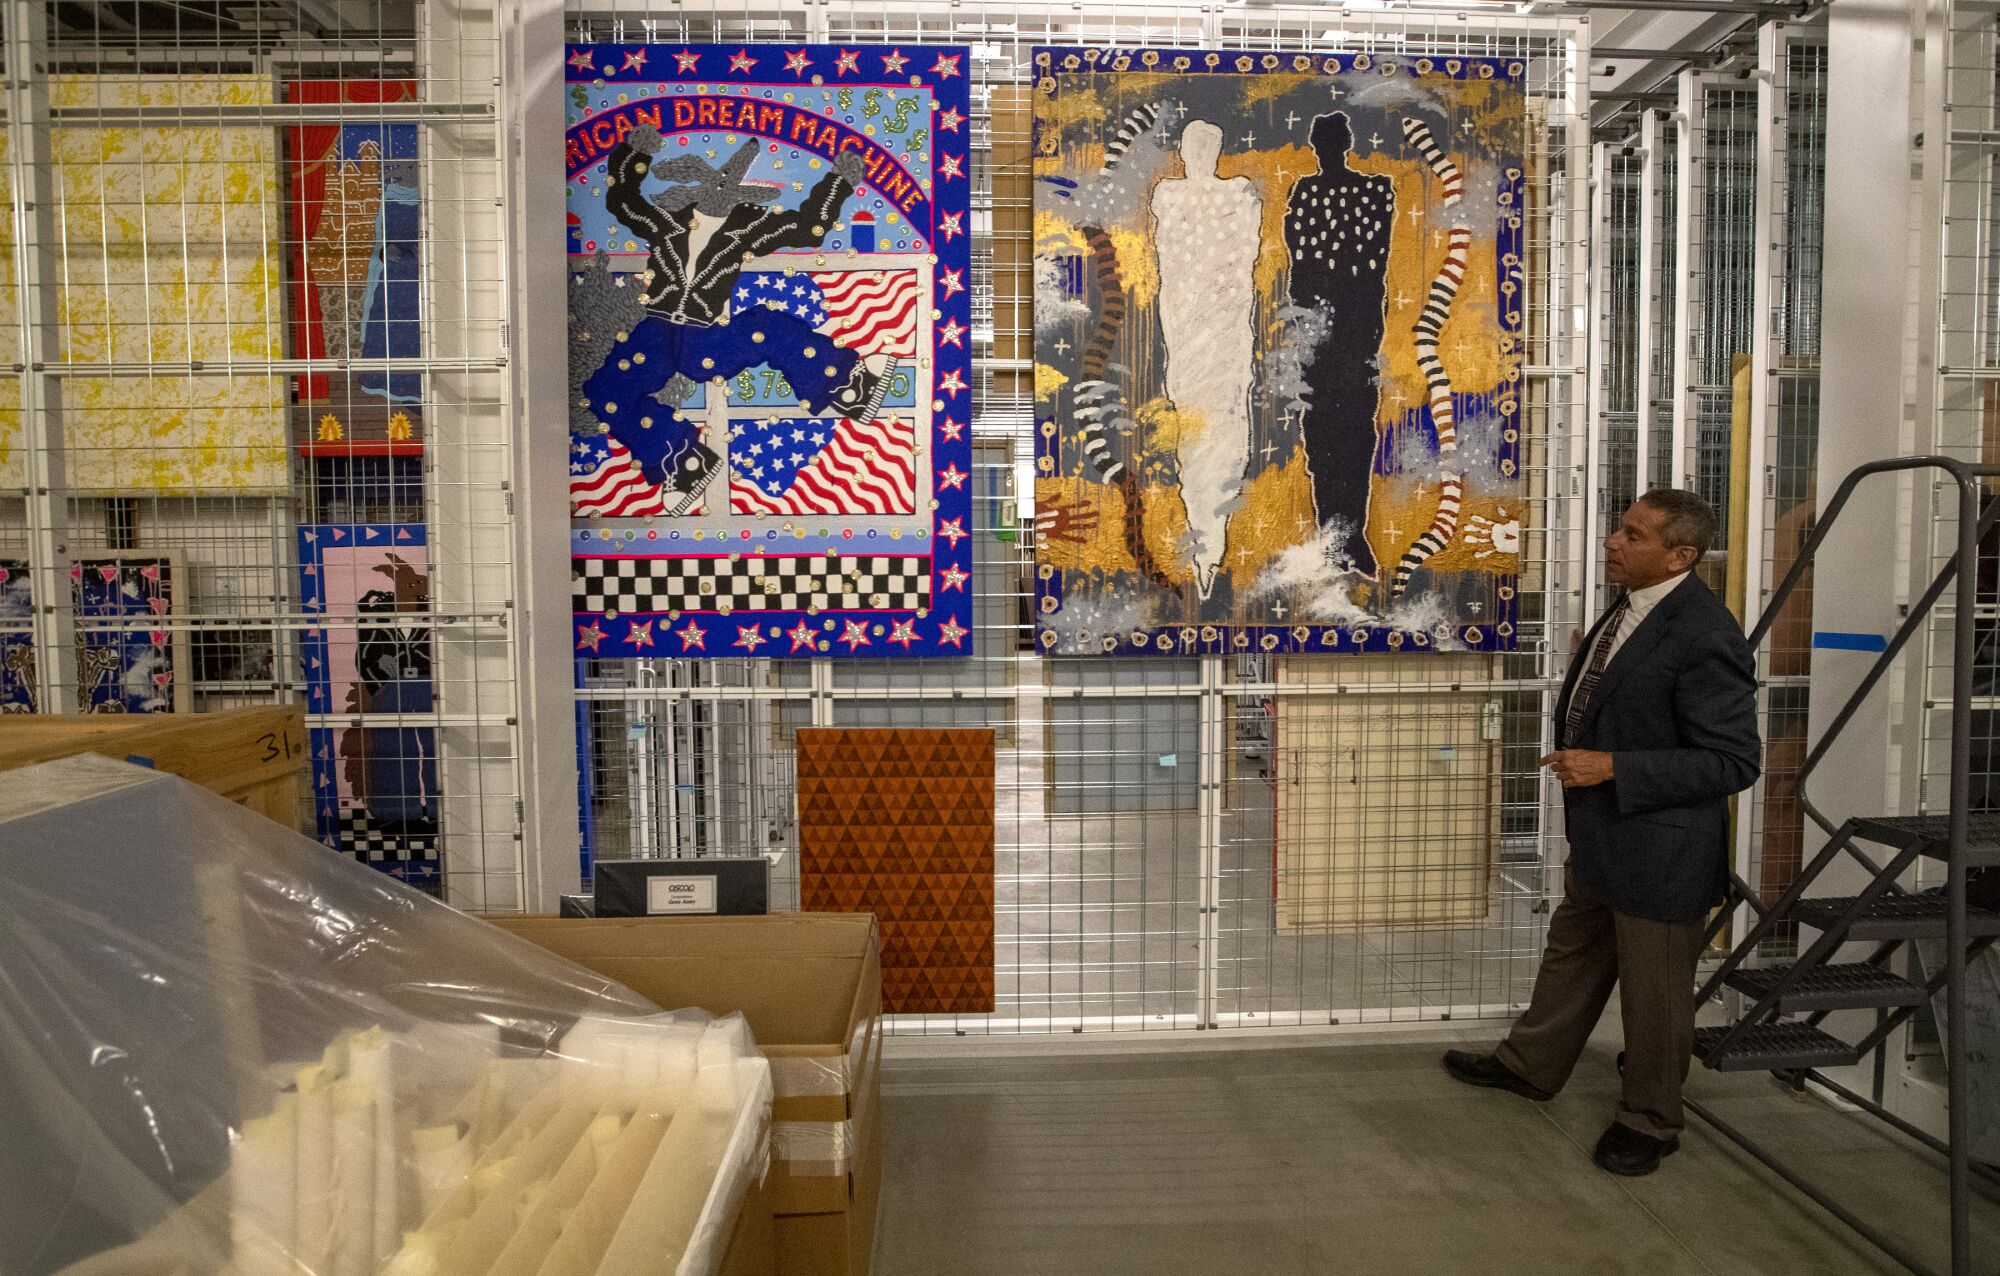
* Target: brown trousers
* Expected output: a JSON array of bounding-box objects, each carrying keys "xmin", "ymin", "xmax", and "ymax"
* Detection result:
[{"xmin": 1495, "ymin": 880, "xmax": 1707, "ymax": 1140}]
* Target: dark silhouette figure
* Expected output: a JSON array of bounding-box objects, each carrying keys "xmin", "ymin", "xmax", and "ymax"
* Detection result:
[
  {"xmin": 343, "ymin": 554, "xmax": 435, "ymax": 831},
  {"xmin": 1283, "ymin": 113, "xmax": 1396, "ymax": 576}
]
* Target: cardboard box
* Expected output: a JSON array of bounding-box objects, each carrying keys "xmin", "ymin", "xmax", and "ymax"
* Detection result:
[
  {"xmin": 720, "ymin": 1171, "xmax": 778, "ymax": 1276},
  {"xmin": 772, "ymin": 1052, "xmax": 881, "ymax": 1276},
  {"xmin": 487, "ymin": 913, "xmax": 883, "ymax": 1276},
  {"xmin": 0, "ymin": 704, "xmax": 307, "ymax": 830}
]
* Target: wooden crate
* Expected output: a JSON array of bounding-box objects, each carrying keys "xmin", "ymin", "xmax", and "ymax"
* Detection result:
[{"xmin": 0, "ymin": 705, "xmax": 308, "ymax": 830}]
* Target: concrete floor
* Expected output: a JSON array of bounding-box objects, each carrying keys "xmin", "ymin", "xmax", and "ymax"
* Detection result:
[{"xmin": 874, "ymin": 1031, "xmax": 2000, "ymax": 1275}]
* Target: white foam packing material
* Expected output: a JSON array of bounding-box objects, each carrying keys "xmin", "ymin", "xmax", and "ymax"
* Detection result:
[{"xmin": 0, "ymin": 757, "xmax": 772, "ymax": 1276}]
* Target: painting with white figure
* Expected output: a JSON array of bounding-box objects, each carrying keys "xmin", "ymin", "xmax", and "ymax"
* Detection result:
[{"xmin": 1031, "ymin": 47, "xmax": 1525, "ymax": 656}]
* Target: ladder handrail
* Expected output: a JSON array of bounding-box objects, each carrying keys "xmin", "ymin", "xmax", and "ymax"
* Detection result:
[
  {"xmin": 1729, "ymin": 453, "xmax": 1998, "ymax": 1276},
  {"xmin": 1744, "ymin": 456, "xmax": 2000, "ymax": 842}
]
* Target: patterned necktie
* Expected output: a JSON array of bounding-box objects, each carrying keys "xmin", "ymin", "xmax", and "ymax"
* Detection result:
[{"xmin": 1563, "ymin": 594, "xmax": 1631, "ymax": 748}]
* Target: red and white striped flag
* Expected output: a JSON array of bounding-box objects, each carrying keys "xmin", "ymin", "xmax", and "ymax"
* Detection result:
[
  {"xmin": 570, "ymin": 434, "xmax": 686, "ymax": 517},
  {"xmin": 730, "ymin": 414, "xmax": 917, "ymax": 516},
  {"xmin": 811, "ymin": 270, "xmax": 919, "ymax": 359}
]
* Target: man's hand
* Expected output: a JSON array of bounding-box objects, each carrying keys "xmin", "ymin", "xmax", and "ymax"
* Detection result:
[
  {"xmin": 1541, "ymin": 749, "xmax": 1614, "ymax": 789},
  {"xmin": 626, "ymin": 122, "xmax": 664, "ymax": 155},
  {"xmin": 833, "ymin": 150, "xmax": 866, "ymax": 185}
]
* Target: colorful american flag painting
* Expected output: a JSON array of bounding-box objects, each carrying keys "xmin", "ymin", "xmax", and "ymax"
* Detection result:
[
  {"xmin": 729, "ymin": 414, "xmax": 916, "ymax": 516},
  {"xmin": 566, "ymin": 43, "xmax": 973, "ymax": 662}
]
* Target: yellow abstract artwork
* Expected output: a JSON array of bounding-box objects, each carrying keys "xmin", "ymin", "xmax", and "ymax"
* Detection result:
[{"xmin": 0, "ymin": 76, "xmax": 288, "ymax": 494}]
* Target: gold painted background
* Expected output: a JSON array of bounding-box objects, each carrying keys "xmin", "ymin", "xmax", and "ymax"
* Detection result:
[{"xmin": 1033, "ymin": 61, "xmax": 1524, "ymax": 643}]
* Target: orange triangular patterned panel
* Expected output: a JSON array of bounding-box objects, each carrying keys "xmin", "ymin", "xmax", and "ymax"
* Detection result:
[{"xmin": 796, "ymin": 728, "xmax": 996, "ymax": 1015}]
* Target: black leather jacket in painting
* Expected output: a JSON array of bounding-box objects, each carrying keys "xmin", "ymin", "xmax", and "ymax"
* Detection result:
[{"xmin": 602, "ymin": 140, "xmax": 858, "ymax": 328}]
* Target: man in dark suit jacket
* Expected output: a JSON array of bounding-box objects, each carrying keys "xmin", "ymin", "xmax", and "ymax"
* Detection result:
[{"xmin": 1444, "ymin": 489, "xmax": 1761, "ymax": 1176}]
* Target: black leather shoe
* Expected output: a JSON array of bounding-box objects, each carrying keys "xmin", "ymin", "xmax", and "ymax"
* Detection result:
[
  {"xmin": 826, "ymin": 360, "xmax": 892, "ymax": 425},
  {"xmin": 1441, "ymin": 1050, "xmax": 1555, "ymax": 1101},
  {"xmin": 1594, "ymin": 1122, "xmax": 1679, "ymax": 1176}
]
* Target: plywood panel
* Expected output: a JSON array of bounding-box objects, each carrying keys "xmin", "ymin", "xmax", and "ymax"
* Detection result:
[{"xmin": 1274, "ymin": 675, "xmax": 1498, "ymax": 931}]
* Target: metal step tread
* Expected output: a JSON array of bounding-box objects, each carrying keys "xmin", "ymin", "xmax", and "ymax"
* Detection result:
[
  {"xmin": 1723, "ymin": 961, "xmax": 1926, "ymax": 1011},
  {"xmin": 1694, "ymin": 1022, "xmax": 1858, "ymax": 1072},
  {"xmin": 1790, "ymin": 893, "xmax": 2000, "ymax": 940},
  {"xmin": 1851, "ymin": 814, "xmax": 2000, "ymax": 865}
]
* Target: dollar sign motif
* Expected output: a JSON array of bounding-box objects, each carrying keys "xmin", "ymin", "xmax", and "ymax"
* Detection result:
[
  {"xmin": 838, "ymin": 87, "xmax": 853, "ymax": 111},
  {"xmin": 570, "ymin": 87, "xmax": 589, "ymax": 111},
  {"xmin": 863, "ymin": 88, "xmax": 883, "ymax": 118},
  {"xmin": 886, "ymin": 97, "xmax": 917, "ymax": 133},
  {"xmin": 906, "ymin": 128, "xmax": 927, "ymax": 151},
  {"xmin": 734, "ymin": 369, "xmax": 757, "ymax": 402}
]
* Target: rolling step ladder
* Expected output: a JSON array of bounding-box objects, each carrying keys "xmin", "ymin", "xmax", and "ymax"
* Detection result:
[
  {"xmin": 1693, "ymin": 815, "xmax": 2000, "ymax": 1076},
  {"xmin": 1683, "ymin": 458, "xmax": 1999, "ymax": 1276}
]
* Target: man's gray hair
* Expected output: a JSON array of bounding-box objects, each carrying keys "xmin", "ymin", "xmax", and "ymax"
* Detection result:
[{"xmin": 1639, "ymin": 488, "xmax": 1718, "ymax": 559}]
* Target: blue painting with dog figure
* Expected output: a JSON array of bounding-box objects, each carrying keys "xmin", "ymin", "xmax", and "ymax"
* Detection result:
[{"xmin": 566, "ymin": 43, "xmax": 974, "ymax": 659}]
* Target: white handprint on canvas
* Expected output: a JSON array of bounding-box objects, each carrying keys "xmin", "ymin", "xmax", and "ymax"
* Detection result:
[{"xmin": 1462, "ymin": 510, "xmax": 1522, "ymax": 560}]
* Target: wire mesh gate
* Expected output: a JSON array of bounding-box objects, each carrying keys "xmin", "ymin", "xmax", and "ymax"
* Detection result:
[
  {"xmin": 0, "ymin": 0, "xmax": 1860, "ymax": 1038},
  {"xmin": 0, "ymin": 0, "xmax": 538, "ymax": 910},
  {"xmin": 14, "ymin": 0, "xmax": 1844, "ymax": 1035},
  {"xmin": 562, "ymin": 3, "xmax": 1597, "ymax": 1036}
]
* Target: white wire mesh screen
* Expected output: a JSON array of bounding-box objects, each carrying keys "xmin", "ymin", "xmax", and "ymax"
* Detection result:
[
  {"xmin": 0, "ymin": 0, "xmax": 530, "ymax": 910},
  {"xmin": 1926, "ymin": 1, "xmax": 2000, "ymax": 875},
  {"xmin": 1595, "ymin": 31, "xmax": 1828, "ymax": 951},
  {"xmin": 562, "ymin": 2, "xmax": 1592, "ymax": 1034},
  {"xmin": 1743, "ymin": 29, "xmax": 1825, "ymax": 947}
]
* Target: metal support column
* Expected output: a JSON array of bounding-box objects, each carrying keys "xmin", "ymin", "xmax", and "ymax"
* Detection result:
[
  {"xmin": 1670, "ymin": 70, "xmax": 1701, "ymax": 491},
  {"xmin": 1197, "ymin": 654, "xmax": 1225, "ymax": 1030},
  {"xmin": 3, "ymin": 0, "xmax": 76, "ymax": 715},
  {"xmin": 509, "ymin": 0, "xmax": 586, "ymax": 908},
  {"xmin": 1586, "ymin": 140, "xmax": 1612, "ymax": 596},
  {"xmin": 1636, "ymin": 110, "xmax": 1661, "ymax": 494},
  {"xmin": 1945, "ymin": 474, "xmax": 1975, "ymax": 1274}
]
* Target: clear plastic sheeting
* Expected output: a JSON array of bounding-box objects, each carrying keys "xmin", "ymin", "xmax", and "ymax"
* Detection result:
[
  {"xmin": 0, "ymin": 755, "xmax": 770, "ymax": 1276},
  {"xmin": 768, "ymin": 1121, "xmax": 854, "ymax": 1180}
]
